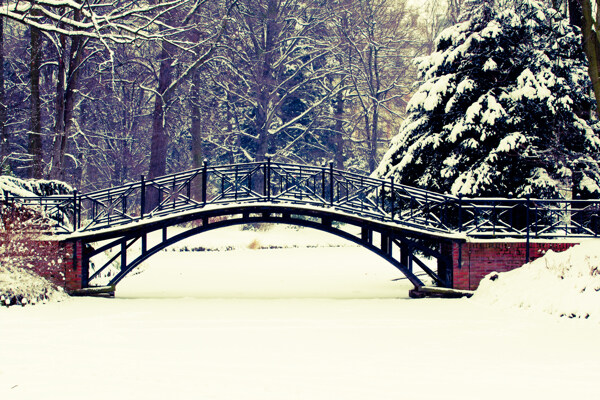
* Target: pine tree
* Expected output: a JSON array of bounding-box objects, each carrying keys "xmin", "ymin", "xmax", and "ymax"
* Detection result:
[{"xmin": 374, "ymin": 0, "xmax": 600, "ymax": 198}]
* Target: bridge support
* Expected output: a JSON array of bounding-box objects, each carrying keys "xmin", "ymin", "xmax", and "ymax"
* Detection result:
[
  {"xmin": 65, "ymin": 203, "xmax": 459, "ymax": 291},
  {"xmin": 0, "ymin": 236, "xmax": 85, "ymax": 293},
  {"xmin": 62, "ymin": 240, "xmax": 85, "ymax": 292},
  {"xmin": 442, "ymin": 240, "xmax": 580, "ymax": 290}
]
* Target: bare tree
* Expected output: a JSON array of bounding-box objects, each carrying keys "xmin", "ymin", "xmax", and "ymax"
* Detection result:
[
  {"xmin": 48, "ymin": 15, "xmax": 87, "ymax": 179},
  {"xmin": 0, "ymin": 0, "xmax": 189, "ymax": 42},
  {"xmin": 1, "ymin": 0, "xmax": 214, "ymax": 180},
  {"xmin": 205, "ymin": 0, "xmax": 345, "ymax": 163},
  {"xmin": 0, "ymin": 0, "xmax": 6, "ymax": 171},
  {"xmin": 338, "ymin": 0, "xmax": 423, "ymax": 172},
  {"xmin": 147, "ymin": 0, "xmax": 235, "ymax": 179},
  {"xmin": 29, "ymin": 24, "xmax": 43, "ymax": 178}
]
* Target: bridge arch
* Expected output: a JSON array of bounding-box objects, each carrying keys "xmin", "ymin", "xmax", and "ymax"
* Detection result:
[
  {"xmin": 73, "ymin": 203, "xmax": 453, "ymax": 291},
  {"xmin": 8, "ymin": 159, "xmax": 597, "ymax": 294}
]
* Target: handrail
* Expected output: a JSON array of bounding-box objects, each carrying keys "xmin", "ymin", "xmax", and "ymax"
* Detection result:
[{"xmin": 2, "ymin": 160, "xmax": 599, "ymax": 239}]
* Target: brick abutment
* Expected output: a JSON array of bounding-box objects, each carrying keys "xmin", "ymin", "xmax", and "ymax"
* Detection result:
[
  {"xmin": 0, "ymin": 234, "xmax": 83, "ymax": 293},
  {"xmin": 3, "ymin": 234, "xmax": 579, "ymax": 293},
  {"xmin": 442, "ymin": 241, "xmax": 579, "ymax": 290}
]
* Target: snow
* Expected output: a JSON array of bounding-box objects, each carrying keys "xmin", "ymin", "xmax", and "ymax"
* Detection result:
[
  {"xmin": 0, "ymin": 264, "xmax": 67, "ymax": 307},
  {"xmin": 482, "ymin": 58, "xmax": 497, "ymax": 71},
  {"xmin": 1, "ymin": 227, "xmax": 599, "ymax": 399},
  {"xmin": 0, "ymin": 175, "xmax": 72, "ymax": 198},
  {"xmin": 375, "ymin": 0, "xmax": 600, "ymax": 199},
  {"xmin": 473, "ymin": 240, "xmax": 600, "ymax": 321},
  {"xmin": 166, "ymin": 224, "xmax": 353, "ymax": 252}
]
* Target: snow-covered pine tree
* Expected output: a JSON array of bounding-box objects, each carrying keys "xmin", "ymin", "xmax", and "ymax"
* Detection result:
[{"xmin": 374, "ymin": 0, "xmax": 600, "ymax": 198}]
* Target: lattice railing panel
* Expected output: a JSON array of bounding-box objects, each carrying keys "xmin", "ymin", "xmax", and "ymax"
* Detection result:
[{"xmin": 5, "ymin": 161, "xmax": 599, "ymax": 239}]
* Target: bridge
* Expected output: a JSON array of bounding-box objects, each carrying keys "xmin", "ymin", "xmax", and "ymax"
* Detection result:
[{"xmin": 4, "ymin": 160, "xmax": 600, "ymax": 294}]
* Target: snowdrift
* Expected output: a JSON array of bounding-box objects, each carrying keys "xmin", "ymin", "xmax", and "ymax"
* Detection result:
[
  {"xmin": 0, "ymin": 175, "xmax": 73, "ymax": 306},
  {"xmin": 472, "ymin": 240, "xmax": 600, "ymax": 320},
  {"xmin": 0, "ymin": 264, "xmax": 67, "ymax": 307},
  {"xmin": 0, "ymin": 175, "xmax": 72, "ymax": 198}
]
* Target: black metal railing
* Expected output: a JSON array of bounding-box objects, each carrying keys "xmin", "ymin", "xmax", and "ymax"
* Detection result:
[
  {"xmin": 0, "ymin": 191, "xmax": 76, "ymax": 233},
  {"xmin": 3, "ymin": 160, "xmax": 600, "ymax": 239}
]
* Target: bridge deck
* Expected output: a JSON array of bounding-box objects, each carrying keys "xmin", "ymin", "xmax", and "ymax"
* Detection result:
[{"xmin": 62, "ymin": 202, "xmax": 468, "ymax": 243}]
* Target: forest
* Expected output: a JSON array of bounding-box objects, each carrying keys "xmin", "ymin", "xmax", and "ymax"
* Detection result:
[{"xmin": 1, "ymin": 0, "xmax": 599, "ymax": 198}]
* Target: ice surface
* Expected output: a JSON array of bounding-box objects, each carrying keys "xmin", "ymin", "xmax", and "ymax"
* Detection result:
[
  {"xmin": 1, "ymin": 239, "xmax": 599, "ymax": 399},
  {"xmin": 1, "ymin": 225, "xmax": 600, "ymax": 399}
]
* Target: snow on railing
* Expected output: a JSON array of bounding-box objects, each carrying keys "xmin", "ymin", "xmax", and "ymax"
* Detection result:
[{"xmin": 3, "ymin": 161, "xmax": 600, "ymax": 239}]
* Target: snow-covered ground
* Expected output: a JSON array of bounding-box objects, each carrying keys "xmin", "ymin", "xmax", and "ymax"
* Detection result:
[
  {"xmin": 1, "ymin": 226, "xmax": 599, "ymax": 400},
  {"xmin": 473, "ymin": 240, "xmax": 600, "ymax": 321},
  {"xmin": 0, "ymin": 264, "xmax": 67, "ymax": 306}
]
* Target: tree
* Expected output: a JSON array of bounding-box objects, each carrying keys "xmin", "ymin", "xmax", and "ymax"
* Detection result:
[
  {"xmin": 0, "ymin": 0, "xmax": 5, "ymax": 170},
  {"xmin": 74, "ymin": 43, "xmax": 155, "ymax": 191},
  {"xmin": 49, "ymin": 15, "xmax": 87, "ymax": 180},
  {"xmin": 147, "ymin": 0, "xmax": 234, "ymax": 179},
  {"xmin": 1, "ymin": 0, "xmax": 210, "ymax": 180},
  {"xmin": 0, "ymin": 0, "xmax": 189, "ymax": 42},
  {"xmin": 28, "ymin": 24, "xmax": 43, "ymax": 179},
  {"xmin": 207, "ymin": 0, "xmax": 344, "ymax": 163},
  {"xmin": 374, "ymin": 0, "xmax": 600, "ymax": 198},
  {"xmin": 337, "ymin": 0, "xmax": 422, "ymax": 173},
  {"xmin": 575, "ymin": 0, "xmax": 600, "ymax": 116}
]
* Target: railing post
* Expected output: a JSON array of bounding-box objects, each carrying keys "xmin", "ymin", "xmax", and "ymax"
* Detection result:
[
  {"xmin": 360, "ymin": 177, "xmax": 364, "ymax": 210},
  {"xmin": 425, "ymin": 190, "xmax": 429, "ymax": 225},
  {"xmin": 172, "ymin": 175, "xmax": 176, "ymax": 209},
  {"xmin": 299, "ymin": 166, "xmax": 303, "ymax": 200},
  {"xmin": 526, "ymin": 195, "xmax": 531, "ymax": 264},
  {"xmin": 72, "ymin": 190, "xmax": 78, "ymax": 232},
  {"xmin": 267, "ymin": 157, "xmax": 271, "ymax": 201},
  {"xmin": 263, "ymin": 160, "xmax": 268, "ymax": 199},
  {"xmin": 77, "ymin": 193, "xmax": 81, "ymax": 230},
  {"xmin": 329, "ymin": 161, "xmax": 334, "ymax": 206},
  {"xmin": 202, "ymin": 160, "xmax": 208, "ymax": 205},
  {"xmin": 234, "ymin": 164, "xmax": 239, "ymax": 201},
  {"xmin": 321, "ymin": 166, "xmax": 326, "ymax": 203},
  {"xmin": 382, "ymin": 183, "xmax": 386, "ymax": 214},
  {"xmin": 390, "ymin": 177, "xmax": 395, "ymax": 220},
  {"xmin": 140, "ymin": 175, "xmax": 146, "ymax": 218},
  {"xmin": 458, "ymin": 194, "xmax": 463, "ymax": 233}
]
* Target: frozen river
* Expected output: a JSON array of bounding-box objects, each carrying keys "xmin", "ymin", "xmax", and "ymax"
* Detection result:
[{"xmin": 1, "ymin": 228, "xmax": 599, "ymax": 400}]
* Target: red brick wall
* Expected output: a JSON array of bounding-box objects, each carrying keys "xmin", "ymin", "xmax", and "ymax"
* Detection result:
[
  {"xmin": 0, "ymin": 204, "xmax": 83, "ymax": 293},
  {"xmin": 61, "ymin": 241, "xmax": 83, "ymax": 292},
  {"xmin": 0, "ymin": 234, "xmax": 83, "ymax": 292},
  {"xmin": 444, "ymin": 241, "xmax": 578, "ymax": 290}
]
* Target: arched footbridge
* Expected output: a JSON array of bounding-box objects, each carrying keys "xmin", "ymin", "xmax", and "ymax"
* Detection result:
[{"xmin": 5, "ymin": 160, "xmax": 600, "ymax": 292}]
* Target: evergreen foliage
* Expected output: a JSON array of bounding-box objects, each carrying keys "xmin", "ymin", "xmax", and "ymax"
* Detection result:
[{"xmin": 374, "ymin": 0, "xmax": 600, "ymax": 198}]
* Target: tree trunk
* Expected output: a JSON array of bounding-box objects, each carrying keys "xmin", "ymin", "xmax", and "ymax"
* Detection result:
[
  {"xmin": 50, "ymin": 17, "xmax": 85, "ymax": 181},
  {"xmin": 254, "ymin": 0, "xmax": 279, "ymax": 162},
  {"xmin": 29, "ymin": 26, "xmax": 43, "ymax": 179},
  {"xmin": 570, "ymin": 0, "xmax": 584, "ymax": 27},
  {"xmin": 255, "ymin": 101, "xmax": 269, "ymax": 161},
  {"xmin": 333, "ymin": 89, "xmax": 345, "ymax": 169},
  {"xmin": 369, "ymin": 104, "xmax": 380, "ymax": 173},
  {"xmin": 190, "ymin": 71, "xmax": 203, "ymax": 171},
  {"xmin": 190, "ymin": 70, "xmax": 203, "ymax": 200},
  {"xmin": 0, "ymin": 2, "xmax": 7, "ymax": 172},
  {"xmin": 580, "ymin": 0, "xmax": 600, "ymax": 117},
  {"xmin": 148, "ymin": 40, "xmax": 174, "ymax": 179},
  {"xmin": 52, "ymin": 34, "xmax": 67, "ymax": 178}
]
